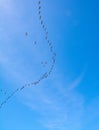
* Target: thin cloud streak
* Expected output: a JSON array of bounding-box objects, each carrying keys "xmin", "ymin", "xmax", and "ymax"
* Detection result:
[
  {"xmin": 21, "ymin": 69, "xmax": 84, "ymax": 130},
  {"xmin": 68, "ymin": 67, "xmax": 87, "ymax": 91}
]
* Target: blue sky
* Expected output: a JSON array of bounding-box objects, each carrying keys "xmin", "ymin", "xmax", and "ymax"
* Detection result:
[{"xmin": 0, "ymin": 0, "xmax": 99, "ymax": 130}]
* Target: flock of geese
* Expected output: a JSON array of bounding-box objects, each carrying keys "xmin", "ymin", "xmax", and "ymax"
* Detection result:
[{"xmin": 0, "ymin": 0, "xmax": 56, "ymax": 109}]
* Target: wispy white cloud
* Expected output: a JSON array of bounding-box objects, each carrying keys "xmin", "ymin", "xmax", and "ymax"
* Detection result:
[
  {"xmin": 68, "ymin": 67, "xmax": 86, "ymax": 91},
  {"xmin": 20, "ymin": 68, "xmax": 85, "ymax": 130}
]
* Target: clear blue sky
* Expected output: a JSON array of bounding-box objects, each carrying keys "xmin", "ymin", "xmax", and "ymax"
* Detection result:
[{"xmin": 0, "ymin": 0, "xmax": 99, "ymax": 130}]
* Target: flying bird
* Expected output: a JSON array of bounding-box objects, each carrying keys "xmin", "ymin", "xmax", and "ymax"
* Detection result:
[{"xmin": 25, "ymin": 32, "xmax": 28, "ymax": 36}]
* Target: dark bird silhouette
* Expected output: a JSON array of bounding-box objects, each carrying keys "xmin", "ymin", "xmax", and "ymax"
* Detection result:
[
  {"xmin": 39, "ymin": 16, "xmax": 41, "ymax": 19},
  {"xmin": 38, "ymin": 11, "xmax": 41, "ymax": 14},
  {"xmin": 25, "ymin": 32, "xmax": 28, "ymax": 36},
  {"xmin": 34, "ymin": 41, "xmax": 37, "ymax": 45},
  {"xmin": 38, "ymin": 1, "xmax": 40, "ymax": 4},
  {"xmin": 39, "ymin": 6, "xmax": 41, "ymax": 10},
  {"xmin": 41, "ymin": 21, "xmax": 43, "ymax": 25}
]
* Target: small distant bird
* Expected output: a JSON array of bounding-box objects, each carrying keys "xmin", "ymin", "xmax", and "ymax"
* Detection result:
[
  {"xmin": 39, "ymin": 16, "xmax": 41, "ymax": 19},
  {"xmin": 46, "ymin": 32, "xmax": 48, "ymax": 35},
  {"xmin": 41, "ymin": 61, "xmax": 43, "ymax": 64},
  {"xmin": 38, "ymin": 11, "xmax": 41, "ymax": 14},
  {"xmin": 45, "ymin": 36, "xmax": 48, "ymax": 40},
  {"xmin": 39, "ymin": 6, "xmax": 41, "ymax": 10},
  {"xmin": 41, "ymin": 21, "xmax": 43, "ymax": 25},
  {"xmin": 41, "ymin": 61, "xmax": 47, "ymax": 67},
  {"xmin": 38, "ymin": 1, "xmax": 40, "ymax": 4},
  {"xmin": 25, "ymin": 32, "xmax": 28, "ymax": 36},
  {"xmin": 34, "ymin": 41, "xmax": 37, "ymax": 45},
  {"xmin": 47, "ymin": 40, "xmax": 50, "ymax": 43},
  {"xmin": 44, "ymin": 28, "xmax": 47, "ymax": 31},
  {"xmin": 42, "ymin": 25, "xmax": 45, "ymax": 29}
]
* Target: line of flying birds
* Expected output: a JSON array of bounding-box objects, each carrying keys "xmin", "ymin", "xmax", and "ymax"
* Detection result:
[{"xmin": 0, "ymin": 0, "xmax": 56, "ymax": 109}]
